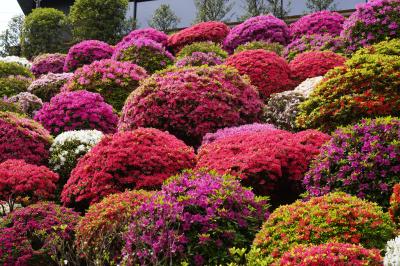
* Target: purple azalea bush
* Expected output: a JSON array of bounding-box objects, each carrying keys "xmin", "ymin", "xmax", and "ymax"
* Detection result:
[
  {"xmin": 28, "ymin": 72, "xmax": 73, "ymax": 102},
  {"xmin": 31, "ymin": 53, "xmax": 66, "ymax": 77},
  {"xmin": 175, "ymin": 52, "xmax": 223, "ymax": 67},
  {"xmin": 118, "ymin": 27, "xmax": 168, "ymax": 48}
]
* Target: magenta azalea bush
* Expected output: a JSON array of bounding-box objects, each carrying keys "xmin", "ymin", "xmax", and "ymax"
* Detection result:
[
  {"xmin": 63, "ymin": 40, "xmax": 114, "ymax": 72},
  {"xmin": 34, "ymin": 90, "xmax": 118, "ymax": 135},
  {"xmin": 175, "ymin": 52, "xmax": 223, "ymax": 67},
  {"xmin": 28, "ymin": 72, "xmax": 73, "ymax": 102},
  {"xmin": 123, "ymin": 170, "xmax": 269, "ymax": 265},
  {"xmin": 223, "ymin": 15, "xmax": 290, "ymax": 53},
  {"xmin": 31, "ymin": 53, "xmax": 66, "ymax": 77},
  {"xmin": 118, "ymin": 27, "xmax": 168, "ymax": 47}
]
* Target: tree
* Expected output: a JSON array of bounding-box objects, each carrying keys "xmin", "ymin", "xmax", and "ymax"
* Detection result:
[
  {"xmin": 306, "ymin": 0, "xmax": 337, "ymax": 12},
  {"xmin": 241, "ymin": 0, "xmax": 268, "ymax": 20},
  {"xmin": 149, "ymin": 4, "xmax": 181, "ymax": 32},
  {"xmin": 0, "ymin": 15, "xmax": 24, "ymax": 57},
  {"xmin": 265, "ymin": 0, "xmax": 292, "ymax": 18},
  {"xmin": 194, "ymin": 0, "xmax": 234, "ymax": 22}
]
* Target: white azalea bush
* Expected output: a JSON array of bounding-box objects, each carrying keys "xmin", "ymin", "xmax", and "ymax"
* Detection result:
[
  {"xmin": 0, "ymin": 56, "xmax": 32, "ymax": 69},
  {"xmin": 385, "ymin": 236, "xmax": 400, "ymax": 266}
]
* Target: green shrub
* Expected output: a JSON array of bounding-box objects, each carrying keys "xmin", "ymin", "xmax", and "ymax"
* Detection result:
[
  {"xmin": 0, "ymin": 61, "xmax": 33, "ymax": 78},
  {"xmin": 176, "ymin": 41, "xmax": 228, "ymax": 59},
  {"xmin": 355, "ymin": 38, "xmax": 400, "ymax": 56},
  {"xmin": 234, "ymin": 41, "xmax": 284, "ymax": 56},
  {"xmin": 0, "ymin": 76, "xmax": 32, "ymax": 97},
  {"xmin": 0, "ymin": 100, "xmax": 23, "ymax": 114}
]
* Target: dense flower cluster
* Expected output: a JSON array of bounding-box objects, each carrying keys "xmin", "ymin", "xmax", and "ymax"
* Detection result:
[
  {"xmin": 289, "ymin": 51, "xmax": 346, "ymax": 84},
  {"xmin": 223, "ymin": 15, "xmax": 290, "ymax": 53},
  {"xmin": 30, "ymin": 53, "xmax": 66, "ymax": 77},
  {"xmin": 63, "ymin": 40, "xmax": 114, "ymax": 72},
  {"xmin": 341, "ymin": 0, "xmax": 400, "ymax": 52},
  {"xmin": 112, "ymin": 38, "xmax": 174, "ymax": 73},
  {"xmin": 61, "ymin": 128, "xmax": 196, "ymax": 210},
  {"xmin": 175, "ymin": 52, "xmax": 223, "ymax": 67},
  {"xmin": 0, "ymin": 111, "xmax": 52, "ymax": 165},
  {"xmin": 384, "ymin": 236, "xmax": 400, "ymax": 266},
  {"xmin": 28, "ymin": 72, "xmax": 73, "ymax": 102},
  {"xmin": 0, "ymin": 202, "xmax": 79, "ymax": 265},
  {"xmin": 197, "ymin": 129, "xmax": 330, "ymax": 205},
  {"xmin": 119, "ymin": 66, "xmax": 263, "ymax": 147},
  {"xmin": 62, "ymin": 59, "xmax": 148, "ymax": 111},
  {"xmin": 118, "ymin": 27, "xmax": 168, "ymax": 47},
  {"xmin": 168, "ymin": 21, "xmax": 230, "ymax": 53},
  {"xmin": 176, "ymin": 41, "xmax": 228, "ymax": 59},
  {"xmin": 252, "ymin": 192, "xmax": 395, "ymax": 260},
  {"xmin": 389, "ymin": 184, "xmax": 400, "ymax": 223},
  {"xmin": 34, "ymin": 90, "xmax": 118, "ymax": 135},
  {"xmin": 123, "ymin": 170, "xmax": 269, "ymax": 265},
  {"xmin": 225, "ymin": 50, "xmax": 294, "ymax": 100},
  {"xmin": 0, "ymin": 75, "xmax": 33, "ymax": 98},
  {"xmin": 76, "ymin": 190, "xmax": 154, "ymax": 265},
  {"xmin": 0, "ymin": 61, "xmax": 33, "ymax": 78},
  {"xmin": 234, "ymin": 41, "xmax": 284, "ymax": 55},
  {"xmin": 7, "ymin": 92, "xmax": 43, "ymax": 117},
  {"xmin": 0, "ymin": 56, "xmax": 31, "ymax": 69}
]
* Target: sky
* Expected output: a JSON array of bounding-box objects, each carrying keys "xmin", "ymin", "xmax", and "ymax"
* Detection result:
[{"xmin": 0, "ymin": 0, "xmax": 23, "ymax": 32}]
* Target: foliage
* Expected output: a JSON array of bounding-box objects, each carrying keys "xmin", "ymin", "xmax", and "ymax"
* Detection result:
[
  {"xmin": 0, "ymin": 56, "xmax": 31, "ymax": 69},
  {"xmin": 354, "ymin": 38, "xmax": 400, "ymax": 56},
  {"xmin": 194, "ymin": 0, "xmax": 233, "ymax": 22},
  {"xmin": 0, "ymin": 99, "xmax": 23, "ymax": 114},
  {"xmin": 28, "ymin": 72, "xmax": 73, "ymax": 102},
  {"xmin": 384, "ymin": 236, "xmax": 400, "ymax": 266},
  {"xmin": 176, "ymin": 41, "xmax": 228, "ymax": 59},
  {"xmin": 264, "ymin": 0, "xmax": 292, "ymax": 18},
  {"xmin": 149, "ymin": 4, "xmax": 181, "ymax": 32},
  {"xmin": 240, "ymin": 0, "xmax": 269, "ymax": 20},
  {"xmin": 31, "ymin": 53, "xmax": 66, "ymax": 77},
  {"xmin": 0, "ymin": 15, "xmax": 24, "ymax": 57},
  {"xmin": 306, "ymin": 0, "xmax": 337, "ymax": 12},
  {"xmin": 234, "ymin": 41, "xmax": 283, "ymax": 55},
  {"xmin": 0, "ymin": 75, "xmax": 33, "ymax": 98},
  {"xmin": 7, "ymin": 92, "xmax": 43, "ymax": 117},
  {"xmin": 389, "ymin": 184, "xmax": 400, "ymax": 224},
  {"xmin": 0, "ymin": 61, "xmax": 32, "ymax": 78},
  {"xmin": 175, "ymin": 52, "xmax": 223, "ymax": 67}
]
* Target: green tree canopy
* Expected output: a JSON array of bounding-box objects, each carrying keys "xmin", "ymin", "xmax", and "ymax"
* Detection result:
[{"xmin": 149, "ymin": 4, "xmax": 181, "ymax": 32}]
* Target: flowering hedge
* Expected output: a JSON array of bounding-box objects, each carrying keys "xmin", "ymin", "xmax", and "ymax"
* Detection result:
[
  {"xmin": 252, "ymin": 192, "xmax": 395, "ymax": 261},
  {"xmin": 234, "ymin": 41, "xmax": 284, "ymax": 56},
  {"xmin": 175, "ymin": 52, "xmax": 223, "ymax": 67},
  {"xmin": 176, "ymin": 41, "xmax": 228, "ymax": 59},
  {"xmin": 34, "ymin": 90, "xmax": 118, "ymax": 135},
  {"xmin": 63, "ymin": 40, "xmax": 114, "ymax": 72},
  {"xmin": 341, "ymin": 0, "xmax": 400, "ymax": 52},
  {"xmin": 0, "ymin": 202, "xmax": 79, "ymax": 265},
  {"xmin": 31, "ymin": 53, "xmax": 66, "ymax": 77},
  {"xmin": 119, "ymin": 66, "xmax": 263, "ymax": 147},
  {"xmin": 62, "ymin": 59, "xmax": 147, "ymax": 111},
  {"xmin": 123, "ymin": 170, "xmax": 269, "ymax": 265},
  {"xmin": 223, "ymin": 15, "xmax": 290, "ymax": 53},
  {"xmin": 384, "ymin": 236, "xmax": 400, "ymax": 266},
  {"xmin": 168, "ymin": 21, "xmax": 230, "ymax": 53},
  {"xmin": 61, "ymin": 128, "xmax": 196, "ymax": 210},
  {"xmin": 112, "ymin": 38, "xmax": 174, "ymax": 73},
  {"xmin": 389, "ymin": 184, "xmax": 400, "ymax": 223},
  {"xmin": 7, "ymin": 92, "xmax": 43, "ymax": 117},
  {"xmin": 28, "ymin": 72, "xmax": 73, "ymax": 102},
  {"xmin": 118, "ymin": 27, "xmax": 168, "ymax": 47},
  {"xmin": 76, "ymin": 190, "xmax": 154, "ymax": 265},
  {"xmin": 225, "ymin": 50, "xmax": 294, "ymax": 100},
  {"xmin": 0, "ymin": 56, "xmax": 31, "ymax": 69},
  {"xmin": 197, "ymin": 129, "xmax": 330, "ymax": 205},
  {"xmin": 0, "ymin": 111, "xmax": 52, "ymax": 165}
]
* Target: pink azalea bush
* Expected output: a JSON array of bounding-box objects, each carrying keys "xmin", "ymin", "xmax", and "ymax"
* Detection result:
[
  {"xmin": 7, "ymin": 92, "xmax": 43, "ymax": 117},
  {"xmin": 34, "ymin": 90, "xmax": 118, "ymax": 135},
  {"xmin": 175, "ymin": 52, "xmax": 223, "ymax": 67},
  {"xmin": 28, "ymin": 72, "xmax": 73, "ymax": 102},
  {"xmin": 31, "ymin": 53, "xmax": 66, "ymax": 77},
  {"xmin": 118, "ymin": 27, "xmax": 168, "ymax": 47}
]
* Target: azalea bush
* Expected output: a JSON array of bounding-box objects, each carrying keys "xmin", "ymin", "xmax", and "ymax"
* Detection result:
[
  {"xmin": 31, "ymin": 53, "xmax": 66, "ymax": 77},
  {"xmin": 7, "ymin": 92, "xmax": 43, "ymax": 117},
  {"xmin": 0, "ymin": 100, "xmax": 23, "ymax": 114},
  {"xmin": 223, "ymin": 15, "xmax": 290, "ymax": 53},
  {"xmin": 176, "ymin": 41, "xmax": 228, "ymax": 59},
  {"xmin": 62, "ymin": 59, "xmax": 148, "ymax": 111},
  {"xmin": 119, "ymin": 66, "xmax": 263, "ymax": 147},
  {"xmin": 61, "ymin": 128, "xmax": 196, "ymax": 210},
  {"xmin": 118, "ymin": 27, "xmax": 168, "ymax": 47},
  {"xmin": 389, "ymin": 184, "xmax": 400, "ymax": 223},
  {"xmin": 0, "ymin": 75, "xmax": 33, "ymax": 98},
  {"xmin": 34, "ymin": 90, "xmax": 118, "ymax": 135},
  {"xmin": 0, "ymin": 56, "xmax": 31, "ymax": 69},
  {"xmin": 234, "ymin": 41, "xmax": 284, "ymax": 55},
  {"xmin": 28, "ymin": 72, "xmax": 73, "ymax": 102},
  {"xmin": 63, "ymin": 40, "xmax": 114, "ymax": 72},
  {"xmin": 123, "ymin": 170, "xmax": 269, "ymax": 265},
  {"xmin": 384, "ymin": 236, "xmax": 400, "ymax": 266},
  {"xmin": 225, "ymin": 50, "xmax": 294, "ymax": 100},
  {"xmin": 175, "ymin": 52, "xmax": 223, "ymax": 67},
  {"xmin": 0, "ymin": 61, "xmax": 33, "ymax": 78},
  {"xmin": 355, "ymin": 38, "xmax": 400, "ymax": 56}
]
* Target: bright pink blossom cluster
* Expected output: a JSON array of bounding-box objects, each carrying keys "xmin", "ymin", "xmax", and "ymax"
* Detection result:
[
  {"xmin": 31, "ymin": 53, "xmax": 66, "ymax": 77},
  {"xmin": 118, "ymin": 27, "xmax": 168, "ymax": 47},
  {"xmin": 175, "ymin": 52, "xmax": 223, "ymax": 67}
]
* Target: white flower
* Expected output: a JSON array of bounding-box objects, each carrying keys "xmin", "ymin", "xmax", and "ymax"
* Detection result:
[
  {"xmin": 293, "ymin": 76, "xmax": 323, "ymax": 97},
  {"xmin": 0, "ymin": 56, "xmax": 32, "ymax": 68},
  {"xmin": 385, "ymin": 236, "xmax": 400, "ymax": 266}
]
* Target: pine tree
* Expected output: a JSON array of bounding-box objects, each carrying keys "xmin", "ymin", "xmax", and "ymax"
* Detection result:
[
  {"xmin": 265, "ymin": 0, "xmax": 292, "ymax": 18},
  {"xmin": 306, "ymin": 0, "xmax": 337, "ymax": 12},
  {"xmin": 0, "ymin": 15, "xmax": 24, "ymax": 57},
  {"xmin": 149, "ymin": 4, "xmax": 181, "ymax": 31},
  {"xmin": 194, "ymin": 0, "xmax": 234, "ymax": 22},
  {"xmin": 241, "ymin": 0, "xmax": 268, "ymax": 20}
]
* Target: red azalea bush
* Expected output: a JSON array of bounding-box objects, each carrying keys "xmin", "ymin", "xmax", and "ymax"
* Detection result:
[
  {"xmin": 289, "ymin": 51, "xmax": 346, "ymax": 84},
  {"xmin": 119, "ymin": 66, "xmax": 263, "ymax": 147},
  {"xmin": 389, "ymin": 184, "xmax": 400, "ymax": 223},
  {"xmin": 34, "ymin": 90, "xmax": 118, "ymax": 135},
  {"xmin": 167, "ymin": 21, "xmax": 230, "ymax": 53},
  {"xmin": 31, "ymin": 53, "xmax": 66, "ymax": 77},
  {"xmin": 0, "ymin": 111, "xmax": 52, "ymax": 165},
  {"xmin": 61, "ymin": 128, "xmax": 196, "ymax": 210},
  {"xmin": 225, "ymin": 49, "xmax": 295, "ymax": 100},
  {"xmin": 196, "ymin": 129, "xmax": 330, "ymax": 205}
]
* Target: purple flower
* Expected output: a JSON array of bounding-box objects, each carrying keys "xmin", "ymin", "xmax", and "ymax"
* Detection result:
[{"xmin": 175, "ymin": 52, "xmax": 223, "ymax": 67}]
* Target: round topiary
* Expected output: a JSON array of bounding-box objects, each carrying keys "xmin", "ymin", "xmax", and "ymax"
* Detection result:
[
  {"xmin": 354, "ymin": 38, "xmax": 400, "ymax": 57},
  {"xmin": 168, "ymin": 21, "xmax": 230, "ymax": 53},
  {"xmin": 119, "ymin": 27, "xmax": 168, "ymax": 47},
  {"xmin": 31, "ymin": 53, "xmax": 66, "ymax": 77},
  {"xmin": 112, "ymin": 38, "xmax": 174, "ymax": 73},
  {"xmin": 223, "ymin": 15, "xmax": 290, "ymax": 54},
  {"xmin": 62, "ymin": 59, "xmax": 148, "ymax": 111},
  {"xmin": 341, "ymin": 0, "xmax": 400, "ymax": 52},
  {"xmin": 63, "ymin": 40, "xmax": 114, "ymax": 72},
  {"xmin": 0, "ymin": 202, "xmax": 80, "ymax": 265},
  {"xmin": 34, "ymin": 90, "xmax": 118, "ymax": 135},
  {"xmin": 28, "ymin": 72, "xmax": 73, "ymax": 102},
  {"xmin": 0, "ymin": 111, "xmax": 52, "ymax": 165},
  {"xmin": 234, "ymin": 41, "xmax": 284, "ymax": 56},
  {"xmin": 175, "ymin": 52, "xmax": 223, "ymax": 67},
  {"xmin": 196, "ymin": 129, "xmax": 330, "ymax": 205},
  {"xmin": 252, "ymin": 192, "xmax": 395, "ymax": 261},
  {"xmin": 175, "ymin": 41, "xmax": 228, "ymax": 59},
  {"xmin": 389, "ymin": 184, "xmax": 400, "ymax": 223},
  {"xmin": 119, "ymin": 65, "xmax": 263, "ymax": 147},
  {"xmin": 289, "ymin": 51, "xmax": 346, "ymax": 84},
  {"xmin": 0, "ymin": 61, "xmax": 33, "ymax": 78},
  {"xmin": 7, "ymin": 92, "xmax": 43, "ymax": 117},
  {"xmin": 225, "ymin": 50, "xmax": 294, "ymax": 100},
  {"xmin": 289, "ymin": 11, "xmax": 345, "ymax": 41},
  {"xmin": 384, "ymin": 236, "xmax": 400, "ymax": 265},
  {"xmin": 75, "ymin": 190, "xmax": 154, "ymax": 265},
  {"xmin": 122, "ymin": 170, "xmax": 269, "ymax": 265},
  {"xmin": 0, "ymin": 75, "xmax": 33, "ymax": 98},
  {"xmin": 61, "ymin": 128, "xmax": 196, "ymax": 210},
  {"xmin": 0, "ymin": 56, "xmax": 31, "ymax": 69}
]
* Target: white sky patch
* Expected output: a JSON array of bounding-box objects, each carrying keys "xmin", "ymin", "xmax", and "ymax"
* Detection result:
[{"xmin": 0, "ymin": 0, "xmax": 23, "ymax": 32}]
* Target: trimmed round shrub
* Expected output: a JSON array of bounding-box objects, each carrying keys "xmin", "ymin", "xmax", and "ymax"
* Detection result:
[
  {"xmin": 389, "ymin": 184, "xmax": 400, "ymax": 223},
  {"xmin": 290, "ymin": 11, "xmax": 345, "ymax": 41},
  {"xmin": 28, "ymin": 72, "xmax": 73, "ymax": 102},
  {"xmin": 119, "ymin": 66, "xmax": 263, "ymax": 147},
  {"xmin": 122, "ymin": 170, "xmax": 269, "ymax": 265},
  {"xmin": 196, "ymin": 129, "xmax": 330, "ymax": 205},
  {"xmin": 0, "ymin": 75, "xmax": 33, "ymax": 98},
  {"xmin": 113, "ymin": 38, "xmax": 174, "ymax": 73},
  {"xmin": 234, "ymin": 41, "xmax": 284, "ymax": 55},
  {"xmin": 223, "ymin": 15, "xmax": 290, "ymax": 53},
  {"xmin": 289, "ymin": 51, "xmax": 346, "ymax": 84},
  {"xmin": 62, "ymin": 59, "xmax": 148, "ymax": 111},
  {"xmin": 0, "ymin": 111, "xmax": 52, "ymax": 165},
  {"xmin": 75, "ymin": 190, "xmax": 154, "ymax": 265},
  {"xmin": 355, "ymin": 38, "xmax": 400, "ymax": 56},
  {"xmin": 119, "ymin": 27, "xmax": 168, "ymax": 47},
  {"xmin": 34, "ymin": 90, "xmax": 118, "ymax": 135},
  {"xmin": 384, "ymin": 236, "xmax": 400, "ymax": 266},
  {"xmin": 167, "ymin": 21, "xmax": 230, "ymax": 53},
  {"xmin": 225, "ymin": 50, "xmax": 294, "ymax": 100},
  {"xmin": 175, "ymin": 52, "xmax": 223, "ymax": 67},
  {"xmin": 305, "ymin": 117, "xmax": 400, "ymax": 209},
  {"xmin": 278, "ymin": 243, "xmax": 382, "ymax": 266},
  {"xmin": 0, "ymin": 202, "xmax": 79, "ymax": 265},
  {"xmin": 0, "ymin": 56, "xmax": 31, "ymax": 69},
  {"xmin": 7, "ymin": 92, "xmax": 43, "ymax": 117},
  {"xmin": 176, "ymin": 41, "xmax": 228, "ymax": 59},
  {"xmin": 63, "ymin": 40, "xmax": 114, "ymax": 72},
  {"xmin": 0, "ymin": 100, "xmax": 23, "ymax": 114},
  {"xmin": 341, "ymin": 0, "xmax": 400, "ymax": 52},
  {"xmin": 0, "ymin": 61, "xmax": 33, "ymax": 78},
  {"xmin": 61, "ymin": 128, "xmax": 196, "ymax": 210},
  {"xmin": 252, "ymin": 192, "xmax": 395, "ymax": 261},
  {"xmin": 31, "ymin": 53, "xmax": 66, "ymax": 77}
]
